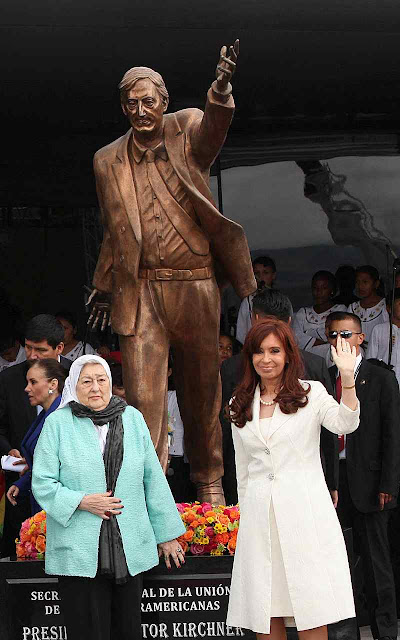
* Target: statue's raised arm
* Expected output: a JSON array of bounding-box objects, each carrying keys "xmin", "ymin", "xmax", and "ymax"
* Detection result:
[{"xmin": 215, "ymin": 39, "xmax": 239, "ymax": 93}]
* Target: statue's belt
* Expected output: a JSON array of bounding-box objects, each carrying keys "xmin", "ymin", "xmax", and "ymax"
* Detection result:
[{"xmin": 138, "ymin": 267, "xmax": 213, "ymax": 281}]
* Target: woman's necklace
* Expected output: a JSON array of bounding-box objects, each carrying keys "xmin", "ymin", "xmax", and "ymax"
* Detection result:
[
  {"xmin": 260, "ymin": 398, "xmax": 276, "ymax": 406},
  {"xmin": 260, "ymin": 385, "xmax": 278, "ymax": 406}
]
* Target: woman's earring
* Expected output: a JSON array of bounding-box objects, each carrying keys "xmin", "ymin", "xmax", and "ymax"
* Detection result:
[{"xmin": 48, "ymin": 389, "xmax": 54, "ymax": 395}]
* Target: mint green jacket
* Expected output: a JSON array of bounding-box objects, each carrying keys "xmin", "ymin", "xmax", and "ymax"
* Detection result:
[{"xmin": 32, "ymin": 405, "xmax": 185, "ymax": 577}]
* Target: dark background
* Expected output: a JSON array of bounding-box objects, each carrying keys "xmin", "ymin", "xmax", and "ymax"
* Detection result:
[{"xmin": 1, "ymin": 0, "xmax": 400, "ymax": 318}]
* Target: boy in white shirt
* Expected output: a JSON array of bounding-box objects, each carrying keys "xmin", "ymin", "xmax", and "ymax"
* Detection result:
[{"xmin": 367, "ymin": 288, "xmax": 400, "ymax": 386}]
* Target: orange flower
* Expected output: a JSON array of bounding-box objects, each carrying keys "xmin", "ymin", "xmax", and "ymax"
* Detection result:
[
  {"xmin": 215, "ymin": 533, "xmax": 229, "ymax": 545},
  {"xmin": 216, "ymin": 514, "xmax": 229, "ymax": 525},
  {"xmin": 227, "ymin": 537, "xmax": 237, "ymax": 553},
  {"xmin": 185, "ymin": 512, "xmax": 196, "ymax": 523},
  {"xmin": 20, "ymin": 529, "xmax": 31, "ymax": 543},
  {"xmin": 16, "ymin": 543, "xmax": 25, "ymax": 558},
  {"xmin": 189, "ymin": 520, "xmax": 199, "ymax": 529},
  {"xmin": 197, "ymin": 517, "xmax": 206, "ymax": 525},
  {"xmin": 204, "ymin": 510, "xmax": 216, "ymax": 519},
  {"xmin": 35, "ymin": 535, "xmax": 46, "ymax": 554},
  {"xmin": 33, "ymin": 511, "xmax": 46, "ymax": 523},
  {"xmin": 229, "ymin": 510, "xmax": 240, "ymax": 521},
  {"xmin": 183, "ymin": 529, "xmax": 194, "ymax": 542}
]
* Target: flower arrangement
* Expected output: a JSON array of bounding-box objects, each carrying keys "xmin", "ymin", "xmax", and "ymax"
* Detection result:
[
  {"xmin": 15, "ymin": 510, "xmax": 46, "ymax": 560},
  {"xmin": 14, "ymin": 503, "xmax": 241, "ymax": 560},
  {"xmin": 176, "ymin": 502, "xmax": 240, "ymax": 556}
]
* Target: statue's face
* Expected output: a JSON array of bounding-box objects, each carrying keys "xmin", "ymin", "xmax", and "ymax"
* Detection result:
[{"xmin": 122, "ymin": 78, "xmax": 166, "ymax": 137}]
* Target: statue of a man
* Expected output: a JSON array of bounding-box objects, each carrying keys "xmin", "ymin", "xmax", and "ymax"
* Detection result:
[{"xmin": 89, "ymin": 41, "xmax": 256, "ymax": 504}]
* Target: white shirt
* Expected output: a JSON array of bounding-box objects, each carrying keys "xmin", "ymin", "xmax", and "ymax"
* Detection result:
[
  {"xmin": 347, "ymin": 299, "xmax": 389, "ymax": 347},
  {"xmin": 338, "ymin": 353, "xmax": 363, "ymax": 460},
  {"xmin": 94, "ymin": 423, "xmax": 109, "ymax": 455},
  {"xmin": 236, "ymin": 293, "xmax": 255, "ymax": 345},
  {"xmin": 292, "ymin": 304, "xmax": 347, "ymax": 350},
  {"xmin": 0, "ymin": 345, "xmax": 26, "ymax": 372},
  {"xmin": 366, "ymin": 322, "xmax": 400, "ymax": 387},
  {"xmin": 168, "ymin": 390, "xmax": 185, "ymax": 457},
  {"xmin": 63, "ymin": 341, "xmax": 97, "ymax": 362}
]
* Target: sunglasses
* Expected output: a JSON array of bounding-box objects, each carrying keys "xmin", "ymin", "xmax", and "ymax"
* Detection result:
[{"xmin": 327, "ymin": 330, "xmax": 362, "ymax": 339}]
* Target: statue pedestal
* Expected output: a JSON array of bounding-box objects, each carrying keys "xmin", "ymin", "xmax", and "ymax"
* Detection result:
[{"xmin": 0, "ymin": 540, "xmax": 357, "ymax": 640}]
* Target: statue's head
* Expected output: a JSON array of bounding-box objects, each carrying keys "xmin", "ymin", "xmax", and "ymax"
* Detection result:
[{"xmin": 119, "ymin": 67, "xmax": 169, "ymax": 138}]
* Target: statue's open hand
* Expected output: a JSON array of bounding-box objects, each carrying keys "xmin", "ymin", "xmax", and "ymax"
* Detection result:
[
  {"xmin": 216, "ymin": 39, "xmax": 239, "ymax": 91},
  {"xmin": 86, "ymin": 288, "xmax": 112, "ymax": 331}
]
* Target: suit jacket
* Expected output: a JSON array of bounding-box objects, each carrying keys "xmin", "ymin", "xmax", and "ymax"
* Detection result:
[
  {"xmin": 14, "ymin": 395, "xmax": 61, "ymax": 515},
  {"xmin": 32, "ymin": 406, "xmax": 185, "ymax": 577},
  {"xmin": 329, "ymin": 358, "xmax": 400, "ymax": 512},
  {"xmin": 220, "ymin": 350, "xmax": 339, "ymax": 504},
  {"xmin": 0, "ymin": 357, "xmax": 71, "ymax": 456},
  {"xmin": 92, "ymin": 87, "xmax": 256, "ymax": 335}
]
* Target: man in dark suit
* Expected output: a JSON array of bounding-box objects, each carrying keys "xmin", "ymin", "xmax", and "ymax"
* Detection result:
[
  {"xmin": 0, "ymin": 314, "xmax": 71, "ymax": 557},
  {"xmin": 221, "ymin": 289, "xmax": 339, "ymax": 505},
  {"xmin": 326, "ymin": 310, "xmax": 400, "ymax": 640}
]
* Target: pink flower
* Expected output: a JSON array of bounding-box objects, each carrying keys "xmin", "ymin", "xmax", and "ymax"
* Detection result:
[
  {"xmin": 176, "ymin": 503, "xmax": 185, "ymax": 514},
  {"xmin": 24, "ymin": 542, "xmax": 35, "ymax": 555},
  {"xmin": 190, "ymin": 544, "xmax": 206, "ymax": 555},
  {"xmin": 205, "ymin": 526, "xmax": 215, "ymax": 538},
  {"xmin": 201, "ymin": 503, "xmax": 213, "ymax": 515}
]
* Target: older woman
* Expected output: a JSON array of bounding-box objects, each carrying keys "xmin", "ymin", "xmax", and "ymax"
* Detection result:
[
  {"xmin": 6, "ymin": 358, "xmax": 66, "ymax": 514},
  {"xmin": 226, "ymin": 319, "xmax": 359, "ymax": 640},
  {"xmin": 32, "ymin": 354, "xmax": 185, "ymax": 640}
]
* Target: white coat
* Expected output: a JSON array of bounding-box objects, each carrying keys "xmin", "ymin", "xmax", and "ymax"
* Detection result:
[{"xmin": 226, "ymin": 381, "xmax": 359, "ymax": 634}]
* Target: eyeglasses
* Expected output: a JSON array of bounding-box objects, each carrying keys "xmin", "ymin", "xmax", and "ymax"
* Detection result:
[{"xmin": 327, "ymin": 330, "xmax": 362, "ymax": 339}]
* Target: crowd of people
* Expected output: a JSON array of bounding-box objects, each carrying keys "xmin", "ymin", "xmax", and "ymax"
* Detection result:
[{"xmin": 0, "ymin": 257, "xmax": 399, "ymax": 640}]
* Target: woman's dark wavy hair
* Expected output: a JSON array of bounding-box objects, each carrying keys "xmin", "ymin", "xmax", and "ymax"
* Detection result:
[{"xmin": 228, "ymin": 318, "xmax": 310, "ymax": 428}]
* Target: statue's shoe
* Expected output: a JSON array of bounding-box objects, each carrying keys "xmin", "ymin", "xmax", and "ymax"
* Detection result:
[{"xmin": 196, "ymin": 478, "xmax": 226, "ymax": 507}]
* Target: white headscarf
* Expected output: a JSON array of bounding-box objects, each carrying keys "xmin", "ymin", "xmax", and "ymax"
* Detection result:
[{"xmin": 58, "ymin": 355, "xmax": 113, "ymax": 410}]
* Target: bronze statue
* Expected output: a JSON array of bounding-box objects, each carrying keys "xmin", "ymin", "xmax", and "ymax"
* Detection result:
[{"xmin": 88, "ymin": 40, "xmax": 256, "ymax": 504}]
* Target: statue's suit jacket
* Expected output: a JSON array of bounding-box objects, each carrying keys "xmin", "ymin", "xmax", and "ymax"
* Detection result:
[{"xmin": 92, "ymin": 87, "xmax": 257, "ymax": 335}]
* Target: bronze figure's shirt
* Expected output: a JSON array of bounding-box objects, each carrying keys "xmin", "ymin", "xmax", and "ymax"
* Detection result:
[{"xmin": 130, "ymin": 137, "xmax": 212, "ymax": 270}]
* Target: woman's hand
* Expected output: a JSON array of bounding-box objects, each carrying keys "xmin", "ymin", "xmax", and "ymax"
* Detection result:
[
  {"xmin": 8, "ymin": 449, "xmax": 21, "ymax": 459},
  {"xmin": 331, "ymin": 335, "xmax": 358, "ymax": 410},
  {"xmin": 6, "ymin": 485, "xmax": 19, "ymax": 506},
  {"xmin": 78, "ymin": 491, "xmax": 124, "ymax": 519},
  {"xmin": 158, "ymin": 539, "xmax": 185, "ymax": 569},
  {"xmin": 331, "ymin": 334, "xmax": 356, "ymax": 377}
]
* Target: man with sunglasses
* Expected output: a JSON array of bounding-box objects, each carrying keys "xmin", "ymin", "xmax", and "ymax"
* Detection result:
[{"xmin": 326, "ymin": 310, "xmax": 400, "ymax": 640}]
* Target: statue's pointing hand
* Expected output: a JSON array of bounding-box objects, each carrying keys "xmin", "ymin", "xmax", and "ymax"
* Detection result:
[
  {"xmin": 216, "ymin": 39, "xmax": 239, "ymax": 92},
  {"xmin": 86, "ymin": 289, "xmax": 112, "ymax": 331}
]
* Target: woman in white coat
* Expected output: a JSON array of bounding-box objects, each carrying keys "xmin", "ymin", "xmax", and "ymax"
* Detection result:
[{"xmin": 226, "ymin": 318, "xmax": 359, "ymax": 640}]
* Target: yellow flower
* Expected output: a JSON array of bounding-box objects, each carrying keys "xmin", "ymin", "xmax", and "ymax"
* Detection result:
[
  {"xmin": 199, "ymin": 536, "xmax": 209, "ymax": 545},
  {"xmin": 220, "ymin": 525, "xmax": 228, "ymax": 533},
  {"xmin": 206, "ymin": 517, "xmax": 215, "ymax": 524},
  {"xmin": 193, "ymin": 536, "xmax": 201, "ymax": 544},
  {"xmin": 214, "ymin": 523, "xmax": 223, "ymax": 533},
  {"xmin": 211, "ymin": 548, "xmax": 223, "ymax": 556}
]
